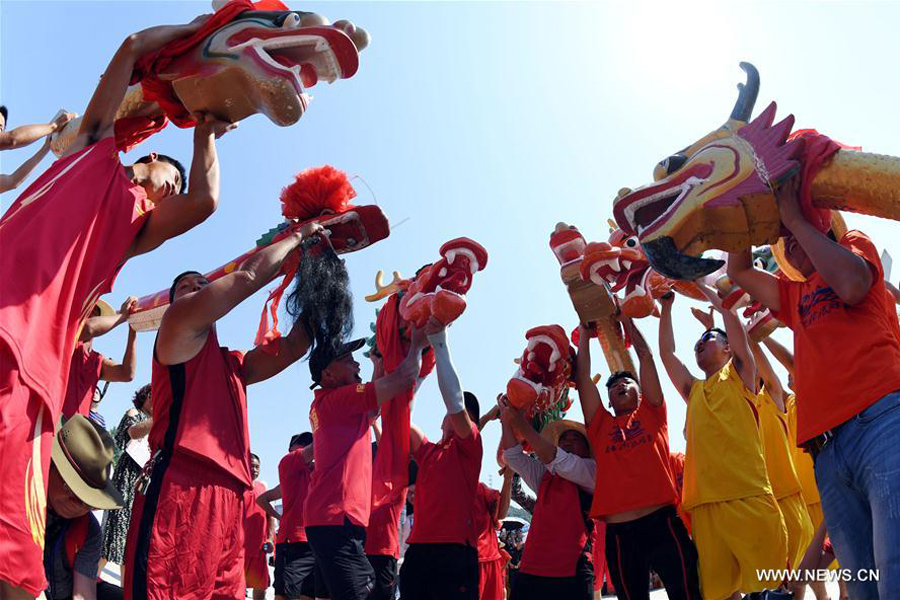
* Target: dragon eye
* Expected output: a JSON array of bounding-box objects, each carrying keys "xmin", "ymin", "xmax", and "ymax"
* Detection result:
[
  {"xmin": 663, "ymin": 154, "xmax": 688, "ymax": 175},
  {"xmin": 625, "ymin": 237, "xmax": 638, "ymax": 248},
  {"xmin": 753, "ymin": 257, "xmax": 766, "ymax": 270}
]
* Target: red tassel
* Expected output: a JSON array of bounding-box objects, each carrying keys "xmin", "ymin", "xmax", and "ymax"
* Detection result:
[{"xmin": 254, "ymin": 252, "xmax": 301, "ymax": 352}]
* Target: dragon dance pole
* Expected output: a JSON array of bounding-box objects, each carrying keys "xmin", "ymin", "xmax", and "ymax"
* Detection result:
[{"xmin": 550, "ymin": 223, "xmax": 635, "ymax": 375}]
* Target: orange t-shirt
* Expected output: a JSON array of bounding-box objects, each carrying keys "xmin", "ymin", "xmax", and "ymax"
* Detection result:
[
  {"xmin": 756, "ymin": 389, "xmax": 802, "ymax": 500},
  {"xmin": 774, "ymin": 230, "xmax": 900, "ymax": 444},
  {"xmin": 786, "ymin": 394, "xmax": 820, "ymax": 506},
  {"xmin": 587, "ymin": 396, "xmax": 678, "ymax": 517}
]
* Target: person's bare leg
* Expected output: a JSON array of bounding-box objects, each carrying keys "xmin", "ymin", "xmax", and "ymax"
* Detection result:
[
  {"xmin": 251, "ymin": 589, "xmax": 266, "ymax": 599},
  {"xmin": 0, "ymin": 580, "xmax": 37, "ymax": 600},
  {"xmin": 809, "ymin": 580, "xmax": 831, "ymax": 600},
  {"xmin": 837, "ymin": 579, "xmax": 849, "ymax": 600}
]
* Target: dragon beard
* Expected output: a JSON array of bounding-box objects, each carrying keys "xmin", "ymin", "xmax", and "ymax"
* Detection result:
[{"xmin": 285, "ymin": 236, "xmax": 354, "ymax": 369}]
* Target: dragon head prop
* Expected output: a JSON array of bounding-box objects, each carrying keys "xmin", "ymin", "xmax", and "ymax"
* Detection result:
[
  {"xmin": 53, "ymin": 2, "xmax": 367, "ymax": 155},
  {"xmin": 129, "ymin": 166, "xmax": 388, "ymax": 333},
  {"xmin": 506, "ymin": 325, "xmax": 575, "ymax": 419},
  {"xmin": 160, "ymin": 7, "xmax": 363, "ymax": 126},
  {"xmin": 612, "ymin": 62, "xmax": 804, "ymax": 281},
  {"xmin": 554, "ymin": 222, "xmax": 705, "ymax": 319},
  {"xmin": 397, "ymin": 239, "xmax": 488, "ymax": 328}
]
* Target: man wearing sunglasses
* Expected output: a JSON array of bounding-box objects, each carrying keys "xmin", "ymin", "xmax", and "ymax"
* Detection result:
[{"xmin": 658, "ymin": 291, "xmax": 787, "ymax": 600}]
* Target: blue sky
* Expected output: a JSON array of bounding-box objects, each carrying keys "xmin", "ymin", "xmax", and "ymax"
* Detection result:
[{"xmin": 4, "ymin": 1, "xmax": 900, "ymax": 494}]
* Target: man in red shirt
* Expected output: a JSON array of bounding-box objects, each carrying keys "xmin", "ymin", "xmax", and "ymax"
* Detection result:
[
  {"xmin": 399, "ymin": 323, "xmax": 484, "ymax": 600},
  {"xmin": 0, "ymin": 18, "xmax": 234, "ymax": 598},
  {"xmin": 257, "ymin": 433, "xmax": 323, "ymax": 600},
  {"xmin": 304, "ymin": 324, "xmax": 429, "ymax": 600},
  {"xmin": 728, "ymin": 177, "xmax": 900, "ymax": 598},
  {"xmin": 499, "ymin": 405, "xmax": 596, "ymax": 600},
  {"xmin": 244, "ymin": 453, "xmax": 276, "ymax": 599},
  {"xmin": 574, "ymin": 319, "xmax": 700, "ymax": 600},
  {"xmin": 122, "ymin": 222, "xmax": 324, "ymax": 600},
  {"xmin": 62, "ymin": 298, "xmax": 139, "ymax": 419}
]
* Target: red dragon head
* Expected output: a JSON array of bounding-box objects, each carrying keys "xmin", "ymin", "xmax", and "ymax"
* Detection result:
[
  {"xmin": 577, "ymin": 224, "xmax": 706, "ymax": 319},
  {"xmin": 506, "ymin": 325, "xmax": 575, "ymax": 418},
  {"xmin": 395, "ymin": 238, "xmax": 488, "ymax": 328},
  {"xmin": 612, "ymin": 63, "xmax": 802, "ymax": 281}
]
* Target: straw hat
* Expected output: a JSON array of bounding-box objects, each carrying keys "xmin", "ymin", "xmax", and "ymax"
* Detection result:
[
  {"xmin": 541, "ymin": 419, "xmax": 592, "ymax": 457},
  {"xmin": 51, "ymin": 415, "xmax": 124, "ymax": 510},
  {"xmin": 92, "ymin": 299, "xmax": 116, "ymax": 318}
]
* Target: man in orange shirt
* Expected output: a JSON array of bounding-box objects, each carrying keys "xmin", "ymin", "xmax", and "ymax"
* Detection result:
[
  {"xmin": 574, "ymin": 319, "xmax": 700, "ymax": 600},
  {"xmin": 659, "ymin": 291, "xmax": 786, "ymax": 600},
  {"xmin": 729, "ymin": 177, "xmax": 900, "ymax": 598}
]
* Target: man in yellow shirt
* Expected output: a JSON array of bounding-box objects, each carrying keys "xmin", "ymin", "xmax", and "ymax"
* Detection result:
[
  {"xmin": 659, "ymin": 292, "xmax": 787, "ymax": 600},
  {"xmin": 750, "ymin": 339, "xmax": 815, "ymax": 570}
]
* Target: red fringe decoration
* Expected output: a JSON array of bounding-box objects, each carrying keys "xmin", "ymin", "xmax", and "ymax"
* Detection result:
[{"xmin": 280, "ymin": 166, "xmax": 356, "ymax": 221}]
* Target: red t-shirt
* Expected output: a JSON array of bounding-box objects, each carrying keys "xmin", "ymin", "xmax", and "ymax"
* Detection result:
[
  {"xmin": 304, "ymin": 382, "xmax": 378, "ymax": 527},
  {"xmin": 774, "ymin": 230, "xmax": 900, "ymax": 443},
  {"xmin": 278, "ymin": 449, "xmax": 311, "ymax": 543},
  {"xmin": 474, "ymin": 483, "xmax": 502, "ymax": 563},
  {"xmin": 520, "ymin": 472, "xmax": 592, "ymax": 578},
  {"xmin": 61, "ymin": 343, "xmax": 104, "ymax": 418},
  {"xmin": 364, "ymin": 489, "xmax": 406, "ymax": 558},
  {"xmin": 0, "ymin": 137, "xmax": 152, "ymax": 417},
  {"xmin": 407, "ymin": 424, "xmax": 483, "ymax": 546},
  {"xmin": 150, "ymin": 328, "xmax": 252, "ymax": 487},
  {"xmin": 243, "ymin": 480, "xmax": 270, "ymax": 557},
  {"xmin": 587, "ymin": 398, "xmax": 678, "ymax": 517}
]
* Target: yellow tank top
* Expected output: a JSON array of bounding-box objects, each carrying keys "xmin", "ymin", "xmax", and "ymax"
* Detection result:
[
  {"xmin": 757, "ymin": 388, "xmax": 803, "ymax": 499},
  {"xmin": 786, "ymin": 394, "xmax": 820, "ymax": 505},
  {"xmin": 683, "ymin": 361, "xmax": 773, "ymax": 510}
]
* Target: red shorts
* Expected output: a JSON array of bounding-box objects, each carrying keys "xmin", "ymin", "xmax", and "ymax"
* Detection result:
[
  {"xmin": 123, "ymin": 453, "xmax": 247, "ymax": 600},
  {"xmin": 245, "ymin": 550, "xmax": 270, "ymax": 590},
  {"xmin": 0, "ymin": 342, "xmax": 54, "ymax": 596},
  {"xmin": 479, "ymin": 556, "xmax": 507, "ymax": 600}
]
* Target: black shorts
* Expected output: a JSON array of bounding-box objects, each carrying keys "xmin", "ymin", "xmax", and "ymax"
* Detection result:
[
  {"xmin": 510, "ymin": 553, "xmax": 594, "ymax": 600},
  {"xmin": 306, "ymin": 519, "xmax": 374, "ymax": 600},
  {"xmin": 366, "ymin": 554, "xmax": 398, "ymax": 600},
  {"xmin": 275, "ymin": 541, "xmax": 329, "ymax": 599},
  {"xmin": 399, "ymin": 543, "xmax": 479, "ymax": 600}
]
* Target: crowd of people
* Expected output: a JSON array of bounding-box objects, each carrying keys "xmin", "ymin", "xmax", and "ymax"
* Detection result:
[{"xmin": 2, "ymin": 10, "xmax": 900, "ymax": 600}]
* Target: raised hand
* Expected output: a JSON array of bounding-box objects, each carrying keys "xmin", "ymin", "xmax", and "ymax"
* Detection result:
[
  {"xmin": 690, "ymin": 306, "xmax": 715, "ymax": 330},
  {"xmin": 776, "ymin": 174, "xmax": 805, "ymax": 231},
  {"xmin": 193, "ymin": 113, "xmax": 237, "ymax": 139}
]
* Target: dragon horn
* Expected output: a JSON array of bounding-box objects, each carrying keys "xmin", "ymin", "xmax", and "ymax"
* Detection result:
[
  {"xmin": 607, "ymin": 218, "xmax": 617, "ymax": 232},
  {"xmin": 729, "ymin": 62, "xmax": 760, "ymax": 125},
  {"xmin": 364, "ymin": 270, "xmax": 405, "ymax": 302}
]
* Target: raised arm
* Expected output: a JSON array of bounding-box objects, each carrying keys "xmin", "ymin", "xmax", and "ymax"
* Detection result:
[
  {"xmin": 65, "ymin": 18, "xmax": 208, "ymax": 154},
  {"xmin": 698, "ymin": 283, "xmax": 757, "ymax": 391},
  {"xmin": 242, "ymin": 317, "xmax": 312, "ymax": 385},
  {"xmin": 0, "ymin": 112, "xmax": 72, "ymax": 151},
  {"xmin": 424, "ymin": 321, "xmax": 475, "ymax": 438},
  {"xmin": 750, "ymin": 338, "xmax": 785, "ymax": 412},
  {"xmin": 479, "ymin": 405, "xmax": 501, "ymax": 431},
  {"xmin": 762, "ymin": 336, "xmax": 794, "ymax": 377},
  {"xmin": 497, "ymin": 468, "xmax": 513, "ymax": 521},
  {"xmin": 373, "ymin": 326, "xmax": 428, "ymax": 406},
  {"xmin": 727, "ymin": 249, "xmax": 781, "ymax": 313},
  {"xmin": 658, "ymin": 293, "xmax": 696, "ymax": 401},
  {"xmin": 100, "ymin": 326, "xmax": 137, "ymax": 383},
  {"xmin": 623, "ymin": 318, "xmax": 664, "ymax": 407},
  {"xmin": 778, "ymin": 176, "xmax": 873, "ymax": 305},
  {"xmin": 574, "ymin": 324, "xmax": 603, "ymax": 424},
  {"xmin": 128, "ymin": 417, "xmax": 153, "ymax": 439},
  {"xmin": 80, "ymin": 297, "xmax": 137, "ymax": 342},
  {"xmin": 157, "ymin": 224, "xmax": 321, "ymax": 363},
  {"xmin": 0, "ymin": 138, "xmax": 52, "ymax": 192},
  {"xmin": 256, "ymin": 485, "xmax": 283, "ymax": 521},
  {"xmin": 127, "ymin": 116, "xmax": 235, "ymax": 259},
  {"xmin": 499, "ymin": 397, "xmax": 556, "ymax": 465}
]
